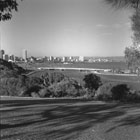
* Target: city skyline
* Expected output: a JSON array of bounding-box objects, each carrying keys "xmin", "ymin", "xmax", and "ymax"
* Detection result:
[{"xmin": 0, "ymin": 0, "xmax": 133, "ymax": 57}]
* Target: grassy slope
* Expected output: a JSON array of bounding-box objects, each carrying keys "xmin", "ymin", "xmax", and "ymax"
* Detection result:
[
  {"xmin": 1, "ymin": 98, "xmax": 140, "ymax": 140},
  {"xmin": 28, "ymin": 69, "xmax": 140, "ymax": 91},
  {"xmin": 19, "ymin": 62, "xmax": 127, "ymax": 69}
]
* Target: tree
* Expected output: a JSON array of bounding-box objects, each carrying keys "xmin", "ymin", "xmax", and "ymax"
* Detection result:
[
  {"xmin": 124, "ymin": 46, "xmax": 140, "ymax": 74},
  {"xmin": 0, "ymin": 0, "xmax": 22, "ymax": 21},
  {"xmin": 105, "ymin": 0, "xmax": 140, "ymax": 76},
  {"xmin": 131, "ymin": 10, "xmax": 140, "ymax": 46},
  {"xmin": 83, "ymin": 73, "xmax": 102, "ymax": 91},
  {"xmin": 104, "ymin": 0, "xmax": 140, "ymax": 47},
  {"xmin": 105, "ymin": 0, "xmax": 140, "ymax": 9}
]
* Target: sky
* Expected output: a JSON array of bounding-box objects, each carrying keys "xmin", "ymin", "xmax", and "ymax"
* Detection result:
[{"xmin": 0, "ymin": 0, "xmax": 133, "ymax": 57}]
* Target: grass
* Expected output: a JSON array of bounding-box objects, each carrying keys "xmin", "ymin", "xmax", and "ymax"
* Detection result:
[
  {"xmin": 28, "ymin": 69, "xmax": 140, "ymax": 91},
  {"xmin": 0, "ymin": 98, "xmax": 140, "ymax": 140},
  {"xmin": 19, "ymin": 62, "xmax": 127, "ymax": 70}
]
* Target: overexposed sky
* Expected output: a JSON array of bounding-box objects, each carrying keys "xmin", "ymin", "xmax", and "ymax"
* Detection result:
[{"xmin": 0, "ymin": 0, "xmax": 133, "ymax": 57}]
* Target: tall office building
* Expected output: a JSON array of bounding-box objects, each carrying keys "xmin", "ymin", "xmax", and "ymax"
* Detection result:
[
  {"xmin": 3, "ymin": 54, "xmax": 9, "ymax": 61},
  {"xmin": 22, "ymin": 49, "xmax": 27, "ymax": 62},
  {"xmin": 9, "ymin": 54, "xmax": 15, "ymax": 62},
  {"xmin": 0, "ymin": 49, "xmax": 5, "ymax": 59}
]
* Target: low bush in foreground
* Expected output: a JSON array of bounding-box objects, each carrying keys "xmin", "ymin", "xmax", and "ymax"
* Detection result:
[
  {"xmin": 0, "ymin": 75, "xmax": 44, "ymax": 97},
  {"xmin": 47, "ymin": 78, "xmax": 84, "ymax": 97},
  {"xmin": 111, "ymin": 84, "xmax": 130, "ymax": 101},
  {"xmin": 95, "ymin": 82, "xmax": 140, "ymax": 102},
  {"xmin": 95, "ymin": 82, "xmax": 115, "ymax": 101}
]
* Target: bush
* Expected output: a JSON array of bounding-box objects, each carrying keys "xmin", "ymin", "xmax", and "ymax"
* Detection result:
[
  {"xmin": 22, "ymin": 85, "xmax": 42, "ymax": 97},
  {"xmin": 127, "ymin": 91, "xmax": 140, "ymax": 102},
  {"xmin": 0, "ymin": 59, "xmax": 26, "ymax": 75},
  {"xmin": 82, "ymin": 88, "xmax": 96, "ymax": 99},
  {"xmin": 83, "ymin": 73, "xmax": 102, "ymax": 91},
  {"xmin": 0, "ymin": 76, "xmax": 27, "ymax": 96},
  {"xmin": 0, "ymin": 75, "xmax": 44, "ymax": 97},
  {"xmin": 47, "ymin": 79, "xmax": 83, "ymax": 97},
  {"xmin": 38, "ymin": 88, "xmax": 51, "ymax": 97},
  {"xmin": 25, "ymin": 76, "xmax": 43, "ymax": 88},
  {"xmin": 0, "ymin": 85, "xmax": 9, "ymax": 96},
  {"xmin": 95, "ymin": 82, "xmax": 116, "ymax": 101},
  {"xmin": 111, "ymin": 84, "xmax": 130, "ymax": 101},
  {"xmin": 41, "ymin": 72, "xmax": 66, "ymax": 86},
  {"xmin": 95, "ymin": 82, "xmax": 140, "ymax": 102}
]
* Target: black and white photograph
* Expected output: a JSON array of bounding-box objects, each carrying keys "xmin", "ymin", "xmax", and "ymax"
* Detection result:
[{"xmin": 0, "ymin": 0, "xmax": 140, "ymax": 139}]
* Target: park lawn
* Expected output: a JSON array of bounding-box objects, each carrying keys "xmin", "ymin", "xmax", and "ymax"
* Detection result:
[
  {"xmin": 28, "ymin": 69, "xmax": 140, "ymax": 91},
  {"xmin": 0, "ymin": 98, "xmax": 140, "ymax": 140},
  {"xmin": 19, "ymin": 62, "xmax": 127, "ymax": 70}
]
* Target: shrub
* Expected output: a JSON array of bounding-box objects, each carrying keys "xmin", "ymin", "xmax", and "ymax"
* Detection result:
[
  {"xmin": 0, "ymin": 59, "xmax": 26, "ymax": 75},
  {"xmin": 111, "ymin": 84, "xmax": 130, "ymax": 101},
  {"xmin": 47, "ymin": 79, "xmax": 83, "ymax": 97},
  {"xmin": 30, "ymin": 92, "xmax": 40, "ymax": 98},
  {"xmin": 95, "ymin": 82, "xmax": 116, "ymax": 101},
  {"xmin": 38, "ymin": 88, "xmax": 51, "ymax": 98},
  {"xmin": 41, "ymin": 72, "xmax": 66, "ymax": 86},
  {"xmin": 25, "ymin": 76, "xmax": 43, "ymax": 88},
  {"xmin": 83, "ymin": 73, "xmax": 102, "ymax": 91},
  {"xmin": 126, "ymin": 91, "xmax": 140, "ymax": 102},
  {"xmin": 22, "ymin": 85, "xmax": 42, "ymax": 97},
  {"xmin": 0, "ymin": 76, "xmax": 27, "ymax": 96},
  {"xmin": 82, "ymin": 88, "xmax": 96, "ymax": 99},
  {"xmin": 95, "ymin": 82, "xmax": 140, "ymax": 102},
  {"xmin": 0, "ymin": 85, "xmax": 9, "ymax": 96},
  {"xmin": 0, "ymin": 75, "xmax": 44, "ymax": 97}
]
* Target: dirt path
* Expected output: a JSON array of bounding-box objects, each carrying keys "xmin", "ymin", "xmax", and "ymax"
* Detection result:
[{"xmin": 0, "ymin": 98, "xmax": 140, "ymax": 140}]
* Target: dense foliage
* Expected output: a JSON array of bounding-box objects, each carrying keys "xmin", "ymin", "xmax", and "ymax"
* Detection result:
[
  {"xmin": 47, "ymin": 79, "xmax": 84, "ymax": 97},
  {"xmin": 41, "ymin": 72, "xmax": 66, "ymax": 86},
  {"xmin": 131, "ymin": 10, "xmax": 140, "ymax": 46},
  {"xmin": 105, "ymin": 0, "xmax": 140, "ymax": 9},
  {"xmin": 0, "ymin": 0, "xmax": 22, "ymax": 21},
  {"xmin": 105, "ymin": 0, "xmax": 140, "ymax": 72},
  {"xmin": 95, "ymin": 82, "xmax": 140, "ymax": 102},
  {"xmin": 124, "ymin": 46, "xmax": 140, "ymax": 72},
  {"xmin": 0, "ymin": 59, "xmax": 25, "ymax": 76},
  {"xmin": 0, "ymin": 60, "xmax": 140, "ymax": 102},
  {"xmin": 83, "ymin": 73, "xmax": 102, "ymax": 91}
]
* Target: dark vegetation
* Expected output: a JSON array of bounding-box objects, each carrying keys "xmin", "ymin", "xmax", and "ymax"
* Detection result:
[
  {"xmin": 0, "ymin": 59, "xmax": 140, "ymax": 102},
  {"xmin": 0, "ymin": 0, "xmax": 22, "ymax": 21},
  {"xmin": 83, "ymin": 73, "xmax": 102, "ymax": 91}
]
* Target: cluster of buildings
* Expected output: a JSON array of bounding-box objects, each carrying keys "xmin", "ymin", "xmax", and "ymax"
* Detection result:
[
  {"xmin": 0, "ymin": 49, "xmax": 27, "ymax": 62},
  {"xmin": 41, "ymin": 56, "xmax": 85, "ymax": 63},
  {"xmin": 0, "ymin": 49, "xmax": 118, "ymax": 63},
  {"xmin": 28, "ymin": 56, "xmax": 113, "ymax": 63}
]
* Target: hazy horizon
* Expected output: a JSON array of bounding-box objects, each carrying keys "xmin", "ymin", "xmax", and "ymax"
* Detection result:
[{"xmin": 0, "ymin": 0, "xmax": 133, "ymax": 57}]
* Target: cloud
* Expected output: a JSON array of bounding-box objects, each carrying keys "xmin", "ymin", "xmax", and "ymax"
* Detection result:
[
  {"xmin": 112, "ymin": 23, "xmax": 122, "ymax": 29},
  {"xmin": 96, "ymin": 32, "xmax": 112, "ymax": 37},
  {"xmin": 96, "ymin": 24, "xmax": 108, "ymax": 28},
  {"xmin": 96, "ymin": 23, "xmax": 124, "ymax": 29},
  {"xmin": 100, "ymin": 32, "xmax": 112, "ymax": 36},
  {"xmin": 125, "ymin": 22, "xmax": 131, "ymax": 28}
]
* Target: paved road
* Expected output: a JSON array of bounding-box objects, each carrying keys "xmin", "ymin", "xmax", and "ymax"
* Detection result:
[{"xmin": 0, "ymin": 98, "xmax": 140, "ymax": 140}]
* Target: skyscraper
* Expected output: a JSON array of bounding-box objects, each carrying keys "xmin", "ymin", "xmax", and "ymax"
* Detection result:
[
  {"xmin": 0, "ymin": 49, "xmax": 5, "ymax": 59},
  {"xmin": 22, "ymin": 49, "xmax": 27, "ymax": 62},
  {"xmin": 3, "ymin": 54, "xmax": 9, "ymax": 61}
]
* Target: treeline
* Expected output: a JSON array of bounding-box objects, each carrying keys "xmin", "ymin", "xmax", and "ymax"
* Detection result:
[{"xmin": 0, "ymin": 59, "xmax": 140, "ymax": 102}]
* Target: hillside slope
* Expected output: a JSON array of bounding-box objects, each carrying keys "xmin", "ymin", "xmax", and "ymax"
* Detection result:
[{"xmin": 0, "ymin": 59, "xmax": 26, "ymax": 77}]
